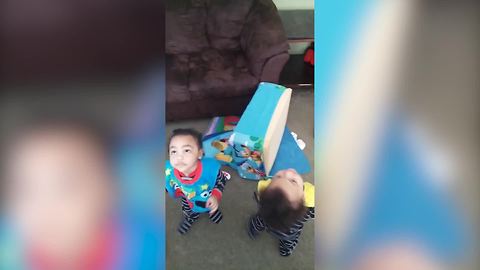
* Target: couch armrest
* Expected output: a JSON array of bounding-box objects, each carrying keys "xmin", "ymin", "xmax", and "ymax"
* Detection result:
[
  {"xmin": 240, "ymin": 0, "xmax": 289, "ymax": 78},
  {"xmin": 260, "ymin": 52, "xmax": 289, "ymax": 83}
]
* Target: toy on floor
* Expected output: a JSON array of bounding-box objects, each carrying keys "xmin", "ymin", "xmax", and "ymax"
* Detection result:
[
  {"xmin": 202, "ymin": 82, "xmax": 311, "ymax": 180},
  {"xmin": 204, "ymin": 116, "xmax": 240, "ymax": 137}
]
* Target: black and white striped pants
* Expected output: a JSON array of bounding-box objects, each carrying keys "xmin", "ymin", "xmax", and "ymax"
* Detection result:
[
  {"xmin": 248, "ymin": 214, "xmax": 303, "ymax": 256},
  {"xmin": 181, "ymin": 197, "xmax": 223, "ymax": 223}
]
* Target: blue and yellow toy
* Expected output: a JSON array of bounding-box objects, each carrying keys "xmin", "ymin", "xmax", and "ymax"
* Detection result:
[{"xmin": 203, "ymin": 82, "xmax": 311, "ymax": 180}]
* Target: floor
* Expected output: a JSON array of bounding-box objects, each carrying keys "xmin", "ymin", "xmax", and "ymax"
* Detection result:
[{"xmin": 165, "ymin": 89, "xmax": 314, "ymax": 270}]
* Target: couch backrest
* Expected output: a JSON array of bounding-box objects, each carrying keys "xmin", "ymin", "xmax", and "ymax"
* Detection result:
[
  {"xmin": 166, "ymin": 0, "xmax": 256, "ymax": 54},
  {"xmin": 205, "ymin": 0, "xmax": 255, "ymax": 51},
  {"xmin": 165, "ymin": 0, "xmax": 209, "ymax": 54}
]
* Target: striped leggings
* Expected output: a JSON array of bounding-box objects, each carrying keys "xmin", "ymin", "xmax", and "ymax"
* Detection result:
[
  {"xmin": 248, "ymin": 214, "xmax": 301, "ymax": 256},
  {"xmin": 178, "ymin": 197, "xmax": 222, "ymax": 234},
  {"xmin": 279, "ymin": 238, "xmax": 299, "ymax": 256}
]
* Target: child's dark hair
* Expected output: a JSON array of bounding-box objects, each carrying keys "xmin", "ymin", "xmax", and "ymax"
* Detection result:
[
  {"xmin": 259, "ymin": 187, "xmax": 307, "ymax": 233},
  {"xmin": 169, "ymin": 128, "xmax": 203, "ymax": 149}
]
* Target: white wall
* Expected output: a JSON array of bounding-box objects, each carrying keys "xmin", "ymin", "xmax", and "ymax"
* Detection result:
[{"xmin": 273, "ymin": 0, "xmax": 313, "ymax": 10}]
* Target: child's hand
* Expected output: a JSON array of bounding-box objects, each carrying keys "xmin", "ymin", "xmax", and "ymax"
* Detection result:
[{"xmin": 206, "ymin": 196, "xmax": 219, "ymax": 214}]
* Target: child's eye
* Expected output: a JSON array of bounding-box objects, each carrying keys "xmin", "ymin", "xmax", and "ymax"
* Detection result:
[
  {"xmin": 185, "ymin": 149, "xmax": 191, "ymax": 153},
  {"xmin": 170, "ymin": 150, "xmax": 177, "ymax": 155},
  {"xmin": 289, "ymin": 178, "xmax": 297, "ymax": 184}
]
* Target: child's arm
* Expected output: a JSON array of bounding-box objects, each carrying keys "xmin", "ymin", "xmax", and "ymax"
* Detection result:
[
  {"xmin": 210, "ymin": 170, "xmax": 228, "ymax": 202},
  {"xmin": 165, "ymin": 168, "xmax": 183, "ymax": 199},
  {"xmin": 165, "ymin": 187, "xmax": 183, "ymax": 198},
  {"xmin": 206, "ymin": 170, "xmax": 229, "ymax": 213}
]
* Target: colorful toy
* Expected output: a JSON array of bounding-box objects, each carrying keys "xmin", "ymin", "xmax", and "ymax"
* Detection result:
[
  {"xmin": 270, "ymin": 127, "xmax": 311, "ymax": 176},
  {"xmin": 204, "ymin": 116, "xmax": 240, "ymax": 137},
  {"xmin": 234, "ymin": 82, "xmax": 291, "ymax": 178},
  {"xmin": 203, "ymin": 82, "xmax": 310, "ymax": 180}
]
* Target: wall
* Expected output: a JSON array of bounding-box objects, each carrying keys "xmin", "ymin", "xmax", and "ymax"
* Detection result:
[
  {"xmin": 273, "ymin": 0, "xmax": 314, "ymax": 10},
  {"xmin": 273, "ymin": 0, "xmax": 314, "ymax": 54}
]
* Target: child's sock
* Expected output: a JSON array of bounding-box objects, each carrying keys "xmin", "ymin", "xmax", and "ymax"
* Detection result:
[
  {"xmin": 178, "ymin": 216, "xmax": 197, "ymax": 235},
  {"xmin": 279, "ymin": 248, "xmax": 292, "ymax": 257},
  {"xmin": 222, "ymin": 171, "xmax": 231, "ymax": 181},
  {"xmin": 209, "ymin": 210, "xmax": 223, "ymax": 224}
]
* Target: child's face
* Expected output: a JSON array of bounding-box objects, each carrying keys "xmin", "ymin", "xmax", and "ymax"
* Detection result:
[
  {"xmin": 269, "ymin": 169, "xmax": 304, "ymax": 206},
  {"xmin": 169, "ymin": 135, "xmax": 203, "ymax": 175},
  {"xmin": 4, "ymin": 128, "xmax": 114, "ymax": 261}
]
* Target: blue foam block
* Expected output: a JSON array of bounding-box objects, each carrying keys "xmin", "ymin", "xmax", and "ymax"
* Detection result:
[{"xmin": 270, "ymin": 127, "xmax": 311, "ymax": 176}]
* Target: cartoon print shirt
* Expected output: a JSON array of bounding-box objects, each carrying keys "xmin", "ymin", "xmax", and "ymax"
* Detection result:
[{"xmin": 165, "ymin": 158, "xmax": 227, "ymax": 213}]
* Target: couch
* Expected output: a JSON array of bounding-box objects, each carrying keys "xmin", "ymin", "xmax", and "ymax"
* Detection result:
[{"xmin": 166, "ymin": 0, "xmax": 289, "ymax": 121}]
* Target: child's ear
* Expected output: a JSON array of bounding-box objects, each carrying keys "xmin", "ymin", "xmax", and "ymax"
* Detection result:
[{"xmin": 198, "ymin": 149, "xmax": 204, "ymax": 159}]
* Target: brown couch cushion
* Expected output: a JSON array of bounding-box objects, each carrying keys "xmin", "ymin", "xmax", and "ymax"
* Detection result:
[
  {"xmin": 205, "ymin": 0, "xmax": 255, "ymax": 51},
  {"xmin": 165, "ymin": 0, "xmax": 289, "ymax": 121},
  {"xmin": 165, "ymin": 0, "xmax": 209, "ymax": 54},
  {"xmin": 166, "ymin": 54, "xmax": 190, "ymax": 103},
  {"xmin": 241, "ymin": 0, "xmax": 289, "ymax": 77},
  {"xmin": 187, "ymin": 49, "xmax": 258, "ymax": 100}
]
